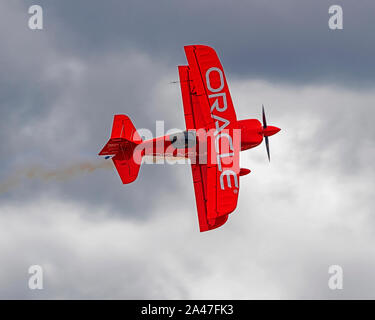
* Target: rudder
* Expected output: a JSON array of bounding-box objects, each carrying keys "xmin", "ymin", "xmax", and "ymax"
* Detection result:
[{"xmin": 99, "ymin": 115, "xmax": 143, "ymax": 184}]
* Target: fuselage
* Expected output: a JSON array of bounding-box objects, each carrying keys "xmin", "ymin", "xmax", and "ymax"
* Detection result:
[{"xmin": 139, "ymin": 119, "xmax": 280, "ymax": 161}]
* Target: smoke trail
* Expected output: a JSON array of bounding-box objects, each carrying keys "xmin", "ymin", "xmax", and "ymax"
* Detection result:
[{"xmin": 0, "ymin": 160, "xmax": 113, "ymax": 195}]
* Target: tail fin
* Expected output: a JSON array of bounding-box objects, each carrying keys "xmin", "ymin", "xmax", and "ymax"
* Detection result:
[{"xmin": 99, "ymin": 115, "xmax": 143, "ymax": 184}]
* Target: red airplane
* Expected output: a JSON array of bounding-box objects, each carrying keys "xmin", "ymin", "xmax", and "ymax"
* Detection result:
[{"xmin": 99, "ymin": 45, "xmax": 280, "ymax": 232}]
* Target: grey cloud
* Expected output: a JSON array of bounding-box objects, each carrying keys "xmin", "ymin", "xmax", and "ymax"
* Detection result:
[
  {"xmin": 232, "ymin": 81, "xmax": 375, "ymax": 175},
  {"xmin": 0, "ymin": 1, "xmax": 186, "ymax": 216},
  {"xmin": 1, "ymin": 79, "xmax": 374, "ymax": 299},
  {"xmin": 19, "ymin": 0, "xmax": 375, "ymax": 85}
]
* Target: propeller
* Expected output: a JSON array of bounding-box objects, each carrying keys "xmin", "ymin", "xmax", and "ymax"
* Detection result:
[{"xmin": 262, "ymin": 105, "xmax": 271, "ymax": 162}]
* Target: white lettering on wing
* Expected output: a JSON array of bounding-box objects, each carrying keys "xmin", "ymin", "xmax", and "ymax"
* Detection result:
[{"xmin": 205, "ymin": 66, "xmax": 238, "ymax": 190}]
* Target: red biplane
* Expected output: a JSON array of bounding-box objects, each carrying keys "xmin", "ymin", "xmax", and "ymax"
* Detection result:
[{"xmin": 99, "ymin": 45, "xmax": 280, "ymax": 232}]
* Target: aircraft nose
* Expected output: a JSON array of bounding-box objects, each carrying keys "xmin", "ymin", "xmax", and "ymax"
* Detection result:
[{"xmin": 263, "ymin": 126, "xmax": 281, "ymax": 137}]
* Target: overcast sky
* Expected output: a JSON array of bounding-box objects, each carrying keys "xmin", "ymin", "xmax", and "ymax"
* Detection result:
[{"xmin": 0, "ymin": 0, "xmax": 374, "ymax": 299}]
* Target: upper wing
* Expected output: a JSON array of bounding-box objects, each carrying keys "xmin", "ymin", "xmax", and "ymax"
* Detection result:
[
  {"xmin": 184, "ymin": 45, "xmax": 237, "ymax": 130},
  {"xmin": 178, "ymin": 45, "xmax": 240, "ymax": 232}
]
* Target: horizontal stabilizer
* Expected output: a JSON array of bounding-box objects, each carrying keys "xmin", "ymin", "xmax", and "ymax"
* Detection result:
[{"xmin": 99, "ymin": 115, "xmax": 142, "ymax": 156}]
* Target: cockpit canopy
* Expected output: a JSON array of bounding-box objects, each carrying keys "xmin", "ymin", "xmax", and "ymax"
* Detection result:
[{"xmin": 169, "ymin": 131, "xmax": 196, "ymax": 149}]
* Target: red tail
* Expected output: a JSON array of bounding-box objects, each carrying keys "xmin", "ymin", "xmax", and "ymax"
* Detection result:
[{"xmin": 99, "ymin": 115, "xmax": 143, "ymax": 184}]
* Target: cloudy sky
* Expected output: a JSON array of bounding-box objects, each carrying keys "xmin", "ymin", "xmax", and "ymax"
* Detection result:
[{"xmin": 0, "ymin": 0, "xmax": 374, "ymax": 299}]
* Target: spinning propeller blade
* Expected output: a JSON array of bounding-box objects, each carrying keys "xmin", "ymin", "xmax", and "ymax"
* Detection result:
[{"xmin": 262, "ymin": 105, "xmax": 271, "ymax": 162}]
